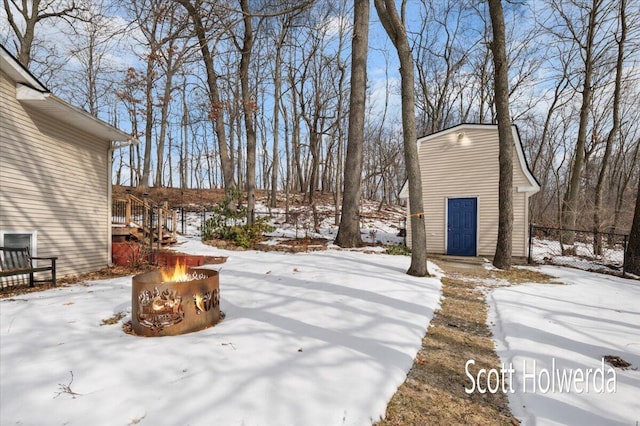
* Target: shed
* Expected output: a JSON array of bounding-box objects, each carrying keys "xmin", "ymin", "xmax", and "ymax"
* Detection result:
[
  {"xmin": 399, "ymin": 123, "xmax": 540, "ymax": 258},
  {"xmin": 0, "ymin": 44, "xmax": 137, "ymax": 278}
]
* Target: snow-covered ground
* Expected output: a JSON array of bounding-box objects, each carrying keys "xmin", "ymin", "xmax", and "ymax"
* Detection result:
[
  {"xmin": 0, "ymin": 237, "xmax": 441, "ymax": 425},
  {"xmin": 532, "ymin": 238, "xmax": 626, "ymax": 274},
  {"xmin": 190, "ymin": 202, "xmax": 406, "ymax": 247},
  {"xmin": 489, "ymin": 266, "xmax": 640, "ymax": 425},
  {"xmin": 3, "ymin": 212, "xmax": 639, "ymax": 425}
]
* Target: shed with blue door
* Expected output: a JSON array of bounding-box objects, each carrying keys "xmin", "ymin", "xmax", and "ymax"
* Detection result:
[{"xmin": 399, "ymin": 124, "xmax": 540, "ymax": 258}]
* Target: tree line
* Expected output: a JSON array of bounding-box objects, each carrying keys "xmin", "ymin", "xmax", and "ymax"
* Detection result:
[{"xmin": 2, "ymin": 0, "xmax": 639, "ymax": 272}]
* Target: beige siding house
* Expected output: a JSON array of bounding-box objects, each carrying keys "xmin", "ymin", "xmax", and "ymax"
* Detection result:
[
  {"xmin": 400, "ymin": 124, "xmax": 540, "ymax": 258},
  {"xmin": 0, "ymin": 45, "xmax": 136, "ymax": 277}
]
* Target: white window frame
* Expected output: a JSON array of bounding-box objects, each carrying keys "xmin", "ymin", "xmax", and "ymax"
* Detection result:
[{"xmin": 0, "ymin": 230, "xmax": 38, "ymax": 258}]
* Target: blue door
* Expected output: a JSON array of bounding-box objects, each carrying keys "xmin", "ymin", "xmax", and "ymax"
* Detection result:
[{"xmin": 447, "ymin": 198, "xmax": 477, "ymax": 256}]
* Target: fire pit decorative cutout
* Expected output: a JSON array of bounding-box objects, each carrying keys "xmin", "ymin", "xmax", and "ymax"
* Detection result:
[{"xmin": 131, "ymin": 265, "xmax": 220, "ymax": 337}]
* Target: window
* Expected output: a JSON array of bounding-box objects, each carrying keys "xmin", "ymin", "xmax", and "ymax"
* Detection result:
[
  {"xmin": 0, "ymin": 231, "xmax": 38, "ymax": 284},
  {"xmin": 0, "ymin": 231, "xmax": 37, "ymax": 255}
]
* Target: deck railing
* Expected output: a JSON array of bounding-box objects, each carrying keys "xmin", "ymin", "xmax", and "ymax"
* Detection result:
[{"xmin": 112, "ymin": 193, "xmax": 177, "ymax": 243}]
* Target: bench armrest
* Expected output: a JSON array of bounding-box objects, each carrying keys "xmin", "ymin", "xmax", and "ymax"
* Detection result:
[{"xmin": 31, "ymin": 256, "xmax": 58, "ymax": 261}]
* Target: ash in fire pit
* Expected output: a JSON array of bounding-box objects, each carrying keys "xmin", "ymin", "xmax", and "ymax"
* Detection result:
[{"xmin": 131, "ymin": 265, "xmax": 221, "ymax": 337}]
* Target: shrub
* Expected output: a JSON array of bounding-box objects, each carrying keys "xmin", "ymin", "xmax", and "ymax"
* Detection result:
[
  {"xmin": 386, "ymin": 244, "xmax": 411, "ymax": 256},
  {"xmin": 202, "ymin": 190, "xmax": 275, "ymax": 248}
]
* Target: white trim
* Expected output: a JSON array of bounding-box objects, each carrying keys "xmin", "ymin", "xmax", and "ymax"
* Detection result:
[
  {"xmin": 517, "ymin": 186, "xmax": 539, "ymax": 193},
  {"xmin": 0, "ymin": 231, "xmax": 38, "ymax": 283},
  {"xmin": 0, "ymin": 230, "xmax": 38, "ymax": 267},
  {"xmin": 0, "ymin": 230, "xmax": 38, "ymax": 255},
  {"xmin": 108, "ymin": 144, "xmax": 116, "ymax": 266},
  {"xmin": 444, "ymin": 196, "xmax": 479, "ymax": 256},
  {"xmin": 0, "ymin": 46, "xmax": 48, "ymax": 92},
  {"xmin": 16, "ymin": 85, "xmax": 138, "ymax": 143},
  {"xmin": 523, "ymin": 192, "xmax": 531, "ymax": 258},
  {"xmin": 16, "ymin": 83, "xmax": 49, "ymax": 100},
  {"xmin": 444, "ymin": 199, "xmax": 448, "ymax": 253},
  {"xmin": 399, "ymin": 181, "xmax": 409, "ymax": 199},
  {"xmin": 510, "ymin": 126, "xmax": 540, "ymax": 193}
]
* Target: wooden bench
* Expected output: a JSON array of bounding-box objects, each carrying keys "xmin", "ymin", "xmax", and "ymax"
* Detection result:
[{"xmin": 0, "ymin": 247, "xmax": 57, "ymax": 288}]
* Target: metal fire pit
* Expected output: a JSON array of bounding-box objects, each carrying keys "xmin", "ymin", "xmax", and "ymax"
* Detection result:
[{"xmin": 131, "ymin": 268, "xmax": 220, "ymax": 337}]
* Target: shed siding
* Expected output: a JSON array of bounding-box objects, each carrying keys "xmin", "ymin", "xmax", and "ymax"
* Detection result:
[
  {"xmin": 0, "ymin": 70, "xmax": 110, "ymax": 276},
  {"xmin": 406, "ymin": 126, "xmax": 532, "ymax": 257}
]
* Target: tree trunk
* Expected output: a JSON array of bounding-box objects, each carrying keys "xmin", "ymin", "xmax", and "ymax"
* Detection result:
[
  {"xmin": 594, "ymin": 0, "xmax": 626, "ymax": 255},
  {"xmin": 129, "ymin": 144, "xmax": 136, "ymax": 187},
  {"xmin": 239, "ymin": 0, "xmax": 256, "ymax": 225},
  {"xmin": 176, "ymin": 0, "xmax": 235, "ymax": 191},
  {"xmin": 625, "ymin": 172, "xmax": 640, "ymax": 275},
  {"xmin": 155, "ymin": 43, "xmax": 176, "ymax": 188},
  {"xmin": 334, "ymin": 62, "xmax": 347, "ymax": 226},
  {"xmin": 141, "ymin": 52, "xmax": 155, "ymax": 188},
  {"xmin": 4, "ymin": 0, "xmax": 81, "ymax": 69},
  {"xmin": 488, "ymin": 0, "xmax": 514, "ymax": 270},
  {"xmin": 290, "ymin": 78, "xmax": 304, "ymax": 192},
  {"xmin": 562, "ymin": 0, "xmax": 600, "ymax": 245},
  {"xmin": 282, "ymin": 97, "xmax": 291, "ymax": 220},
  {"xmin": 270, "ymin": 31, "xmax": 285, "ymax": 208},
  {"xmin": 335, "ymin": 0, "xmax": 368, "ymax": 248},
  {"xmin": 308, "ymin": 129, "xmax": 320, "ymax": 205},
  {"xmin": 375, "ymin": 0, "xmax": 429, "ymax": 277},
  {"xmin": 181, "ymin": 79, "xmax": 188, "ymax": 190}
]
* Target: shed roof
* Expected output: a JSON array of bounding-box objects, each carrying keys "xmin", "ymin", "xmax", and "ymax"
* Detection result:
[{"xmin": 0, "ymin": 44, "xmax": 138, "ymax": 145}]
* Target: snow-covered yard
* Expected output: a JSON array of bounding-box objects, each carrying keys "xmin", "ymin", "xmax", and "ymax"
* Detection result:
[
  {"xmin": 0, "ymin": 238, "xmax": 441, "ymax": 425},
  {"xmin": 2, "ymin": 229, "xmax": 639, "ymax": 425},
  {"xmin": 532, "ymin": 238, "xmax": 626, "ymax": 274},
  {"xmin": 489, "ymin": 266, "xmax": 640, "ymax": 425}
]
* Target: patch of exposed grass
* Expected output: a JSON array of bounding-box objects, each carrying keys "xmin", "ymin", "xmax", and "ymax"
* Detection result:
[
  {"xmin": 431, "ymin": 257, "xmax": 561, "ymax": 286},
  {"xmin": 385, "ymin": 245, "xmax": 411, "ymax": 256},
  {"xmin": 100, "ymin": 312, "xmax": 127, "ymax": 326},
  {"xmin": 377, "ymin": 275, "xmax": 519, "ymax": 426},
  {"xmin": 493, "ymin": 267, "xmax": 561, "ymax": 285}
]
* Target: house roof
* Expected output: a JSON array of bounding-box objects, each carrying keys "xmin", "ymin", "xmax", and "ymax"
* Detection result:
[
  {"xmin": 0, "ymin": 44, "xmax": 138, "ymax": 145},
  {"xmin": 398, "ymin": 123, "xmax": 540, "ymax": 198}
]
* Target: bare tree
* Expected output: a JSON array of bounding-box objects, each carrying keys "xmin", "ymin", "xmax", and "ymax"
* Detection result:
[
  {"xmin": 413, "ymin": 0, "xmax": 474, "ymax": 134},
  {"xmin": 375, "ymin": 0, "xmax": 429, "ymax": 277},
  {"xmin": 116, "ymin": 67, "xmax": 145, "ymax": 186},
  {"xmin": 335, "ymin": 0, "xmax": 367, "ymax": 248},
  {"xmin": 125, "ymin": 0, "xmax": 187, "ymax": 187},
  {"xmin": 557, "ymin": 0, "xmax": 607, "ymax": 247},
  {"xmin": 4, "ymin": 0, "xmax": 85, "ymax": 68},
  {"xmin": 291, "ymin": 8, "xmax": 343, "ymax": 204},
  {"xmin": 487, "ymin": 0, "xmax": 514, "ymax": 270},
  {"xmin": 332, "ymin": 16, "xmax": 349, "ymax": 225},
  {"xmin": 593, "ymin": 0, "xmax": 627, "ymax": 254},
  {"xmin": 268, "ymin": 15, "xmax": 291, "ymax": 208},
  {"xmin": 176, "ymin": 0, "xmax": 236, "ymax": 192},
  {"xmin": 65, "ymin": 0, "xmax": 122, "ymax": 118},
  {"xmin": 236, "ymin": 0, "xmax": 258, "ymax": 224},
  {"xmin": 625, "ymin": 170, "xmax": 640, "ymax": 275}
]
